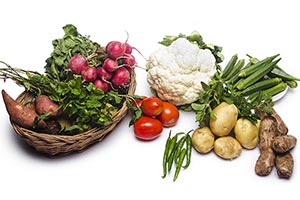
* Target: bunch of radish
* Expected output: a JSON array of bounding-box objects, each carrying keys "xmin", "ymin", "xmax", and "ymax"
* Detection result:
[{"xmin": 68, "ymin": 40, "xmax": 137, "ymax": 93}]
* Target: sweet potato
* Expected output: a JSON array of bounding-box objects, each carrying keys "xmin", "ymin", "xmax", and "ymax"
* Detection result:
[
  {"xmin": 2, "ymin": 90, "xmax": 46, "ymax": 128},
  {"xmin": 35, "ymin": 95, "xmax": 60, "ymax": 117}
]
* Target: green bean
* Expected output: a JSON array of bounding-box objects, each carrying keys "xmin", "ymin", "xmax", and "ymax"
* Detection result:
[
  {"xmin": 183, "ymin": 134, "xmax": 192, "ymax": 169},
  {"xmin": 173, "ymin": 148, "xmax": 187, "ymax": 182},
  {"xmin": 162, "ymin": 131, "xmax": 171, "ymax": 178}
]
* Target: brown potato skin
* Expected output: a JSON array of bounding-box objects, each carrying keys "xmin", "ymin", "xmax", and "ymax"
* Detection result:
[{"xmin": 2, "ymin": 90, "xmax": 46, "ymax": 128}]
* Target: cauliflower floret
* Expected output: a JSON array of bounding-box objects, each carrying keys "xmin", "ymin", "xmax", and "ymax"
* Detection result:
[{"xmin": 147, "ymin": 38, "xmax": 216, "ymax": 106}]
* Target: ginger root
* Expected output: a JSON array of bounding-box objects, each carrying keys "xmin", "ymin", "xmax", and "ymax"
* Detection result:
[
  {"xmin": 275, "ymin": 152, "xmax": 294, "ymax": 179},
  {"xmin": 255, "ymin": 116, "xmax": 277, "ymax": 176},
  {"xmin": 255, "ymin": 148, "xmax": 275, "ymax": 176},
  {"xmin": 272, "ymin": 135, "xmax": 297, "ymax": 154},
  {"xmin": 255, "ymin": 107, "xmax": 296, "ymax": 179}
]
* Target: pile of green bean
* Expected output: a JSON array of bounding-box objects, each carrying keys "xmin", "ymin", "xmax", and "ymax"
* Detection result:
[{"xmin": 161, "ymin": 130, "xmax": 192, "ymax": 182}]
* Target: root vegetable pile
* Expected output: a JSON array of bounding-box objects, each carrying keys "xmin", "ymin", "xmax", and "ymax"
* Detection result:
[
  {"xmin": 255, "ymin": 107, "xmax": 297, "ymax": 179},
  {"xmin": 191, "ymin": 100, "xmax": 297, "ymax": 178}
]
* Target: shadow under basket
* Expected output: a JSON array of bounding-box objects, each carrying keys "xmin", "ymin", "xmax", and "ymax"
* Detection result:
[{"xmin": 10, "ymin": 72, "xmax": 136, "ymax": 156}]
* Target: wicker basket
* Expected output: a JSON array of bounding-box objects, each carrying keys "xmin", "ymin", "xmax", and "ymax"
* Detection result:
[{"xmin": 10, "ymin": 72, "xmax": 136, "ymax": 156}]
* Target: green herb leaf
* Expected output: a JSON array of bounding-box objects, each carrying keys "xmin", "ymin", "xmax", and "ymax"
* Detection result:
[{"xmin": 191, "ymin": 103, "xmax": 205, "ymax": 111}]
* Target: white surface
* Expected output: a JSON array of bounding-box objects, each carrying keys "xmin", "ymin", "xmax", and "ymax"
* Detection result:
[{"xmin": 0, "ymin": 0, "xmax": 299, "ymax": 200}]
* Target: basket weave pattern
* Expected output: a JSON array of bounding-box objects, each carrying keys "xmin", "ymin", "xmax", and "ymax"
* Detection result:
[{"xmin": 11, "ymin": 72, "xmax": 136, "ymax": 156}]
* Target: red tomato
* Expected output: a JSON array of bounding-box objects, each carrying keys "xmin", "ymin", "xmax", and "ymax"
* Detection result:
[
  {"xmin": 133, "ymin": 116, "xmax": 163, "ymax": 140},
  {"xmin": 141, "ymin": 96, "xmax": 163, "ymax": 117},
  {"xmin": 157, "ymin": 102, "xmax": 180, "ymax": 127}
]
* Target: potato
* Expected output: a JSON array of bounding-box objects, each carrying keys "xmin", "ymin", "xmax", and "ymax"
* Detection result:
[
  {"xmin": 192, "ymin": 127, "xmax": 215, "ymax": 153},
  {"xmin": 210, "ymin": 102, "xmax": 238, "ymax": 137},
  {"xmin": 214, "ymin": 136, "xmax": 242, "ymax": 160},
  {"xmin": 234, "ymin": 118, "xmax": 259, "ymax": 149}
]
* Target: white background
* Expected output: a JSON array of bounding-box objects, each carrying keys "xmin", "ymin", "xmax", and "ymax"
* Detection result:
[{"xmin": 0, "ymin": 0, "xmax": 299, "ymax": 199}]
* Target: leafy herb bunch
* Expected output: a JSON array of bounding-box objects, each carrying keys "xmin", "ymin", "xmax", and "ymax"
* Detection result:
[{"xmin": 45, "ymin": 24, "xmax": 107, "ymax": 81}]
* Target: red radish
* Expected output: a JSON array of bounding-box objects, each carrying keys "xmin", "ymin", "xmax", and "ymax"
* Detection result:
[
  {"xmin": 94, "ymin": 79, "xmax": 109, "ymax": 92},
  {"xmin": 69, "ymin": 54, "xmax": 88, "ymax": 74},
  {"xmin": 103, "ymin": 58, "xmax": 119, "ymax": 72},
  {"xmin": 123, "ymin": 54, "xmax": 136, "ymax": 66},
  {"xmin": 81, "ymin": 66, "xmax": 97, "ymax": 82},
  {"xmin": 124, "ymin": 43, "xmax": 133, "ymax": 54},
  {"xmin": 106, "ymin": 41, "xmax": 125, "ymax": 60},
  {"xmin": 111, "ymin": 67, "xmax": 131, "ymax": 86},
  {"xmin": 97, "ymin": 67, "xmax": 112, "ymax": 80}
]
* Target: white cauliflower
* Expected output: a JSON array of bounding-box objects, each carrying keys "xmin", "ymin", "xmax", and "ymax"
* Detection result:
[{"xmin": 147, "ymin": 38, "xmax": 217, "ymax": 106}]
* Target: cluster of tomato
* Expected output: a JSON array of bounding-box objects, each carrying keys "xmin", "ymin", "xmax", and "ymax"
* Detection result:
[{"xmin": 132, "ymin": 96, "xmax": 180, "ymax": 141}]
